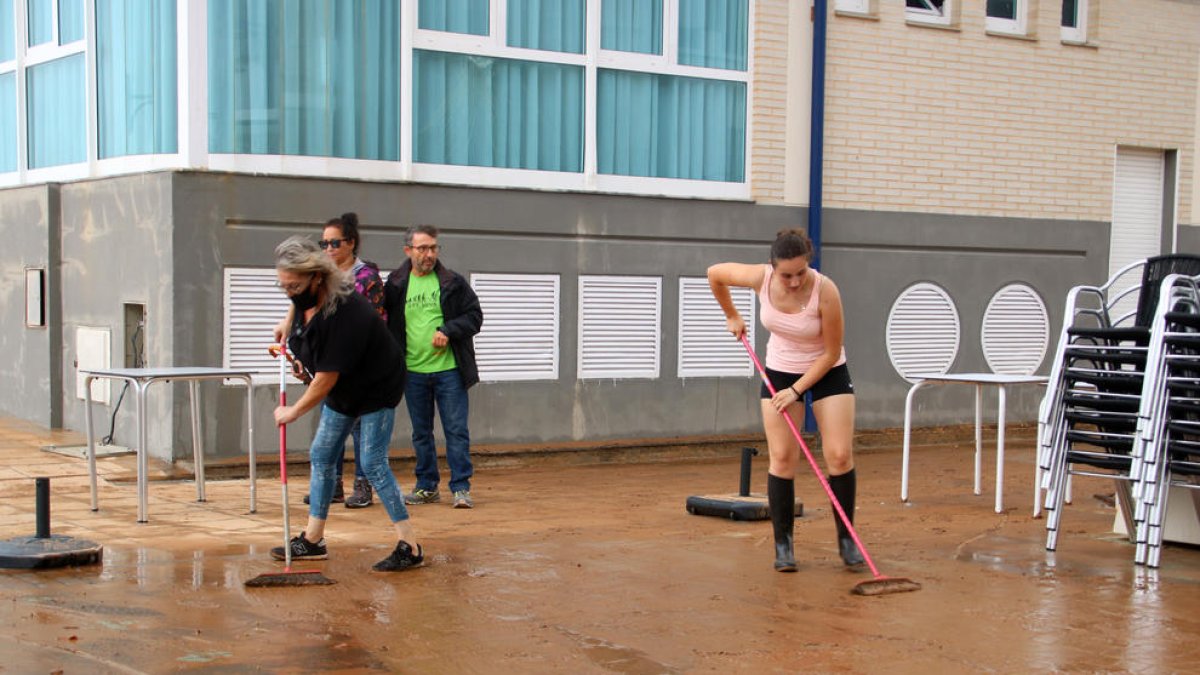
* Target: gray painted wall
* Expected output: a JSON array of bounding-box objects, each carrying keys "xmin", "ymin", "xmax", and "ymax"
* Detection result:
[
  {"xmin": 4, "ymin": 171, "xmax": 1115, "ymax": 462},
  {"xmin": 0, "ymin": 185, "xmax": 60, "ymax": 427}
]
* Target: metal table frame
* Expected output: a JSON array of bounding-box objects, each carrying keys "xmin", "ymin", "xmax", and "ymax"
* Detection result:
[
  {"xmin": 82, "ymin": 367, "xmax": 257, "ymax": 523},
  {"xmin": 901, "ymin": 373, "xmax": 1048, "ymax": 514}
]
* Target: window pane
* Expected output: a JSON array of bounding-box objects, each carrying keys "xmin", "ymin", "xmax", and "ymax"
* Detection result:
[
  {"xmin": 28, "ymin": 0, "xmax": 52, "ymax": 46},
  {"xmin": 987, "ymin": 0, "xmax": 1016, "ymax": 20},
  {"xmin": 601, "ymin": 0, "xmax": 662, "ymax": 55},
  {"xmin": 507, "ymin": 0, "xmax": 584, "ymax": 53},
  {"xmin": 0, "ymin": 71, "xmax": 14, "ymax": 171},
  {"xmin": 906, "ymin": 0, "xmax": 945, "ymax": 14},
  {"xmin": 419, "ymin": 0, "xmax": 488, "ymax": 36},
  {"xmin": 0, "ymin": 0, "xmax": 13, "ymax": 61},
  {"xmin": 597, "ymin": 69, "xmax": 745, "ymax": 182},
  {"xmin": 414, "ymin": 50, "xmax": 583, "ymax": 172},
  {"xmin": 1062, "ymin": 0, "xmax": 1078, "ymax": 27},
  {"xmin": 27, "ymin": 54, "xmax": 85, "ymax": 168},
  {"xmin": 678, "ymin": 0, "xmax": 747, "ymax": 71},
  {"xmin": 208, "ymin": 0, "xmax": 401, "ymax": 160},
  {"xmin": 58, "ymin": 0, "xmax": 83, "ymax": 43},
  {"xmin": 98, "ymin": 0, "xmax": 178, "ymax": 158}
]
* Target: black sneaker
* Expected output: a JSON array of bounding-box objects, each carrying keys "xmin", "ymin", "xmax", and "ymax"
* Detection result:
[
  {"xmin": 372, "ymin": 540, "xmax": 424, "ymax": 572},
  {"xmin": 270, "ymin": 531, "xmax": 328, "ymax": 561}
]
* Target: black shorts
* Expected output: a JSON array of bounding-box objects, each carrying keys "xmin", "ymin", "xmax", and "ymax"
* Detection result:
[{"xmin": 761, "ymin": 363, "xmax": 854, "ymax": 402}]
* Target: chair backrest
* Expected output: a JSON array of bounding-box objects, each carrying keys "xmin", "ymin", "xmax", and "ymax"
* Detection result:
[
  {"xmin": 886, "ymin": 282, "xmax": 960, "ymax": 383},
  {"xmin": 1134, "ymin": 254, "xmax": 1200, "ymax": 327},
  {"xmin": 982, "ymin": 283, "xmax": 1050, "ymax": 375}
]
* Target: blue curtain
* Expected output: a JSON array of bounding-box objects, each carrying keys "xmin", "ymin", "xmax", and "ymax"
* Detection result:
[
  {"xmin": 507, "ymin": 0, "xmax": 584, "ymax": 54},
  {"xmin": 58, "ymin": 0, "xmax": 83, "ymax": 43},
  {"xmin": 597, "ymin": 69, "xmax": 744, "ymax": 182},
  {"xmin": 0, "ymin": 72, "xmax": 14, "ymax": 172},
  {"xmin": 0, "ymin": 0, "xmax": 14, "ymax": 60},
  {"xmin": 678, "ymin": 0, "xmax": 747, "ymax": 71},
  {"xmin": 97, "ymin": 0, "xmax": 177, "ymax": 158},
  {"xmin": 27, "ymin": 53, "xmax": 85, "ymax": 168},
  {"xmin": 419, "ymin": 0, "xmax": 488, "ymax": 36},
  {"xmin": 414, "ymin": 50, "xmax": 582, "ymax": 172},
  {"xmin": 28, "ymin": 0, "xmax": 51, "ymax": 46},
  {"xmin": 208, "ymin": 0, "xmax": 400, "ymax": 160},
  {"xmin": 601, "ymin": 0, "xmax": 661, "ymax": 54}
]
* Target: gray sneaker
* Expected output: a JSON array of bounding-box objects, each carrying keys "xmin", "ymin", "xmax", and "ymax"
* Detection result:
[
  {"xmin": 404, "ymin": 488, "xmax": 441, "ymax": 505},
  {"xmin": 453, "ymin": 490, "xmax": 473, "ymax": 509}
]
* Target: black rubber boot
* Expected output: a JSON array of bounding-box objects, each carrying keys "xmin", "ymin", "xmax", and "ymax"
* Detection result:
[
  {"xmin": 768, "ymin": 473, "xmax": 797, "ymax": 573},
  {"xmin": 829, "ymin": 469, "xmax": 865, "ymax": 569}
]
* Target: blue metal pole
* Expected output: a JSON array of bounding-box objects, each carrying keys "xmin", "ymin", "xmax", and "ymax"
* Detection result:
[{"xmin": 805, "ymin": 0, "xmax": 828, "ymax": 432}]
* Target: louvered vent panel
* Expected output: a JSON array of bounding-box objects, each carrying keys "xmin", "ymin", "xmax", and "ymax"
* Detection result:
[
  {"xmin": 224, "ymin": 268, "xmax": 292, "ymax": 377},
  {"xmin": 886, "ymin": 283, "xmax": 960, "ymax": 383},
  {"xmin": 472, "ymin": 274, "xmax": 560, "ymax": 381},
  {"xmin": 579, "ymin": 276, "xmax": 661, "ymax": 379},
  {"xmin": 677, "ymin": 277, "xmax": 755, "ymax": 377},
  {"xmin": 982, "ymin": 284, "xmax": 1049, "ymax": 375}
]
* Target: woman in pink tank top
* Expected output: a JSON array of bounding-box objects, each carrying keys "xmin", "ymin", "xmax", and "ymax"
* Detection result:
[{"xmin": 707, "ymin": 228, "xmax": 864, "ymax": 573}]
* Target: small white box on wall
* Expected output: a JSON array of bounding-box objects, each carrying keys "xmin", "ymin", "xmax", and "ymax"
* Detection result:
[{"xmin": 76, "ymin": 326, "xmax": 111, "ymax": 404}]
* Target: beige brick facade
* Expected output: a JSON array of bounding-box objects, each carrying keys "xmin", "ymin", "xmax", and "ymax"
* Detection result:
[{"xmin": 752, "ymin": 0, "xmax": 1200, "ymax": 226}]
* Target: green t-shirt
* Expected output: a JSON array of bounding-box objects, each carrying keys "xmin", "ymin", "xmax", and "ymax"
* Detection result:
[{"xmin": 405, "ymin": 272, "xmax": 458, "ymax": 373}]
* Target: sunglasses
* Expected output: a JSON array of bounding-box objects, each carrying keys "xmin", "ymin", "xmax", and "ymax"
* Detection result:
[{"xmin": 318, "ymin": 238, "xmax": 347, "ymax": 250}]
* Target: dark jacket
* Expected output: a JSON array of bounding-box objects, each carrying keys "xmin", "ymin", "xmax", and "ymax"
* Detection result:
[{"xmin": 385, "ymin": 259, "xmax": 484, "ymax": 389}]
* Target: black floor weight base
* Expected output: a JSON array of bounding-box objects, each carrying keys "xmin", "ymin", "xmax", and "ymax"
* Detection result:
[
  {"xmin": 686, "ymin": 447, "xmax": 803, "ymax": 521},
  {"xmin": 0, "ymin": 477, "xmax": 102, "ymax": 569}
]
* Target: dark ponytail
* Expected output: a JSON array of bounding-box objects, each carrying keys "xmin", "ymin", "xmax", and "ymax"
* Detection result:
[
  {"xmin": 770, "ymin": 228, "xmax": 813, "ymax": 264},
  {"xmin": 326, "ymin": 212, "xmax": 362, "ymax": 255}
]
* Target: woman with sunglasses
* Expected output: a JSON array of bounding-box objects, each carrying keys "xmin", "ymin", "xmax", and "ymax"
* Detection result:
[
  {"xmin": 309, "ymin": 212, "xmax": 386, "ymax": 508},
  {"xmin": 270, "ymin": 235, "xmax": 421, "ymax": 572}
]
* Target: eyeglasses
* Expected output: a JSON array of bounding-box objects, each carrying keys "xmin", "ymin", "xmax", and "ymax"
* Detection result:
[
  {"xmin": 409, "ymin": 244, "xmax": 439, "ymax": 254},
  {"xmin": 318, "ymin": 238, "xmax": 346, "ymax": 250},
  {"xmin": 276, "ymin": 274, "xmax": 313, "ymax": 295}
]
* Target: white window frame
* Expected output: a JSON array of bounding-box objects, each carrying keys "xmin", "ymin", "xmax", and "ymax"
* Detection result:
[
  {"xmin": 834, "ymin": 0, "xmax": 874, "ymax": 17},
  {"xmin": 905, "ymin": 0, "xmax": 955, "ymax": 28},
  {"xmin": 409, "ymin": 0, "xmax": 752, "ymax": 201},
  {"xmin": 985, "ymin": 0, "xmax": 1028, "ymax": 37},
  {"xmin": 471, "ymin": 272, "xmax": 561, "ymax": 382},
  {"xmin": 677, "ymin": 276, "xmax": 755, "ymax": 378},
  {"xmin": 1060, "ymin": 0, "xmax": 1089, "ymax": 43},
  {"xmin": 222, "ymin": 267, "xmax": 296, "ymax": 383},
  {"xmin": 578, "ymin": 275, "xmax": 661, "ymax": 380}
]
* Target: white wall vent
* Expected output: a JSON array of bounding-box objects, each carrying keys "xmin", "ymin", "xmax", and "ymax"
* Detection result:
[
  {"xmin": 677, "ymin": 277, "xmax": 755, "ymax": 378},
  {"xmin": 578, "ymin": 276, "xmax": 661, "ymax": 379},
  {"xmin": 472, "ymin": 273, "xmax": 560, "ymax": 382}
]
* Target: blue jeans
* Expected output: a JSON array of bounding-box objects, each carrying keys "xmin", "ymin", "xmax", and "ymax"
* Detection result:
[
  {"xmin": 331, "ymin": 419, "xmax": 367, "ymax": 481},
  {"xmin": 308, "ymin": 403, "xmax": 409, "ymax": 523},
  {"xmin": 405, "ymin": 369, "xmax": 473, "ymax": 494}
]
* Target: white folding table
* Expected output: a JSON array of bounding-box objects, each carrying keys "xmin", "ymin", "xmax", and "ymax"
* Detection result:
[
  {"xmin": 901, "ymin": 373, "xmax": 1048, "ymax": 514},
  {"xmin": 81, "ymin": 367, "xmax": 257, "ymax": 523}
]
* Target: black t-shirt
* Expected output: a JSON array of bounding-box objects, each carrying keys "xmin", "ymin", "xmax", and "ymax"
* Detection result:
[{"xmin": 287, "ymin": 292, "xmax": 405, "ymax": 417}]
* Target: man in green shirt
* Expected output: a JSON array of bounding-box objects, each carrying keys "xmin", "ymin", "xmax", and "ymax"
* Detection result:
[{"xmin": 385, "ymin": 226, "xmax": 484, "ymax": 508}]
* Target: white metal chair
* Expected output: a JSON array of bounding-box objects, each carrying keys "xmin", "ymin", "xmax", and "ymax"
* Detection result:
[{"xmin": 896, "ymin": 282, "xmax": 1050, "ymax": 513}]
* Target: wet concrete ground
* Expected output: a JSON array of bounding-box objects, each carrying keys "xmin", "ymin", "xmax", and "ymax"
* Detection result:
[{"xmin": 3, "ymin": 417, "xmax": 1200, "ymax": 673}]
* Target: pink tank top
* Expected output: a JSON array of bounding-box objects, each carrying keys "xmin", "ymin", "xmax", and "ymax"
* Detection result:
[{"xmin": 758, "ymin": 264, "xmax": 847, "ymax": 373}]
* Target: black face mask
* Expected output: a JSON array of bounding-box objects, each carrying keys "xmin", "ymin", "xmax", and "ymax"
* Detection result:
[{"xmin": 290, "ymin": 286, "xmax": 320, "ymax": 311}]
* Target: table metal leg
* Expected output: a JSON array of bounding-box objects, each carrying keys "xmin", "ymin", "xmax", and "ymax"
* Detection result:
[
  {"xmin": 85, "ymin": 375, "xmax": 98, "ymax": 511},
  {"xmin": 136, "ymin": 381, "xmax": 149, "ymax": 523},
  {"xmin": 189, "ymin": 380, "xmax": 206, "ymax": 502},
  {"xmin": 901, "ymin": 381, "xmax": 928, "ymax": 503},
  {"xmin": 973, "ymin": 384, "xmax": 983, "ymax": 495}
]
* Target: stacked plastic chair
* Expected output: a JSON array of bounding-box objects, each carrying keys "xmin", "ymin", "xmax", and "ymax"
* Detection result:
[
  {"xmin": 1039, "ymin": 254, "xmax": 1200, "ymax": 552},
  {"xmin": 1132, "ymin": 274, "xmax": 1200, "ymax": 567}
]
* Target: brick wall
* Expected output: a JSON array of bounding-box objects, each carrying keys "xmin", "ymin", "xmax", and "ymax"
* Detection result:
[{"xmin": 809, "ymin": 0, "xmax": 1200, "ymax": 224}]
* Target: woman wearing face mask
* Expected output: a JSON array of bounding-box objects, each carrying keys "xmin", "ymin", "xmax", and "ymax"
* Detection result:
[
  {"xmin": 269, "ymin": 235, "xmax": 422, "ymax": 572},
  {"xmin": 302, "ymin": 212, "xmax": 386, "ymax": 508}
]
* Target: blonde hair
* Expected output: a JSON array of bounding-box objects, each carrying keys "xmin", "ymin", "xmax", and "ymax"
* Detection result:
[{"xmin": 274, "ymin": 235, "xmax": 353, "ymax": 317}]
